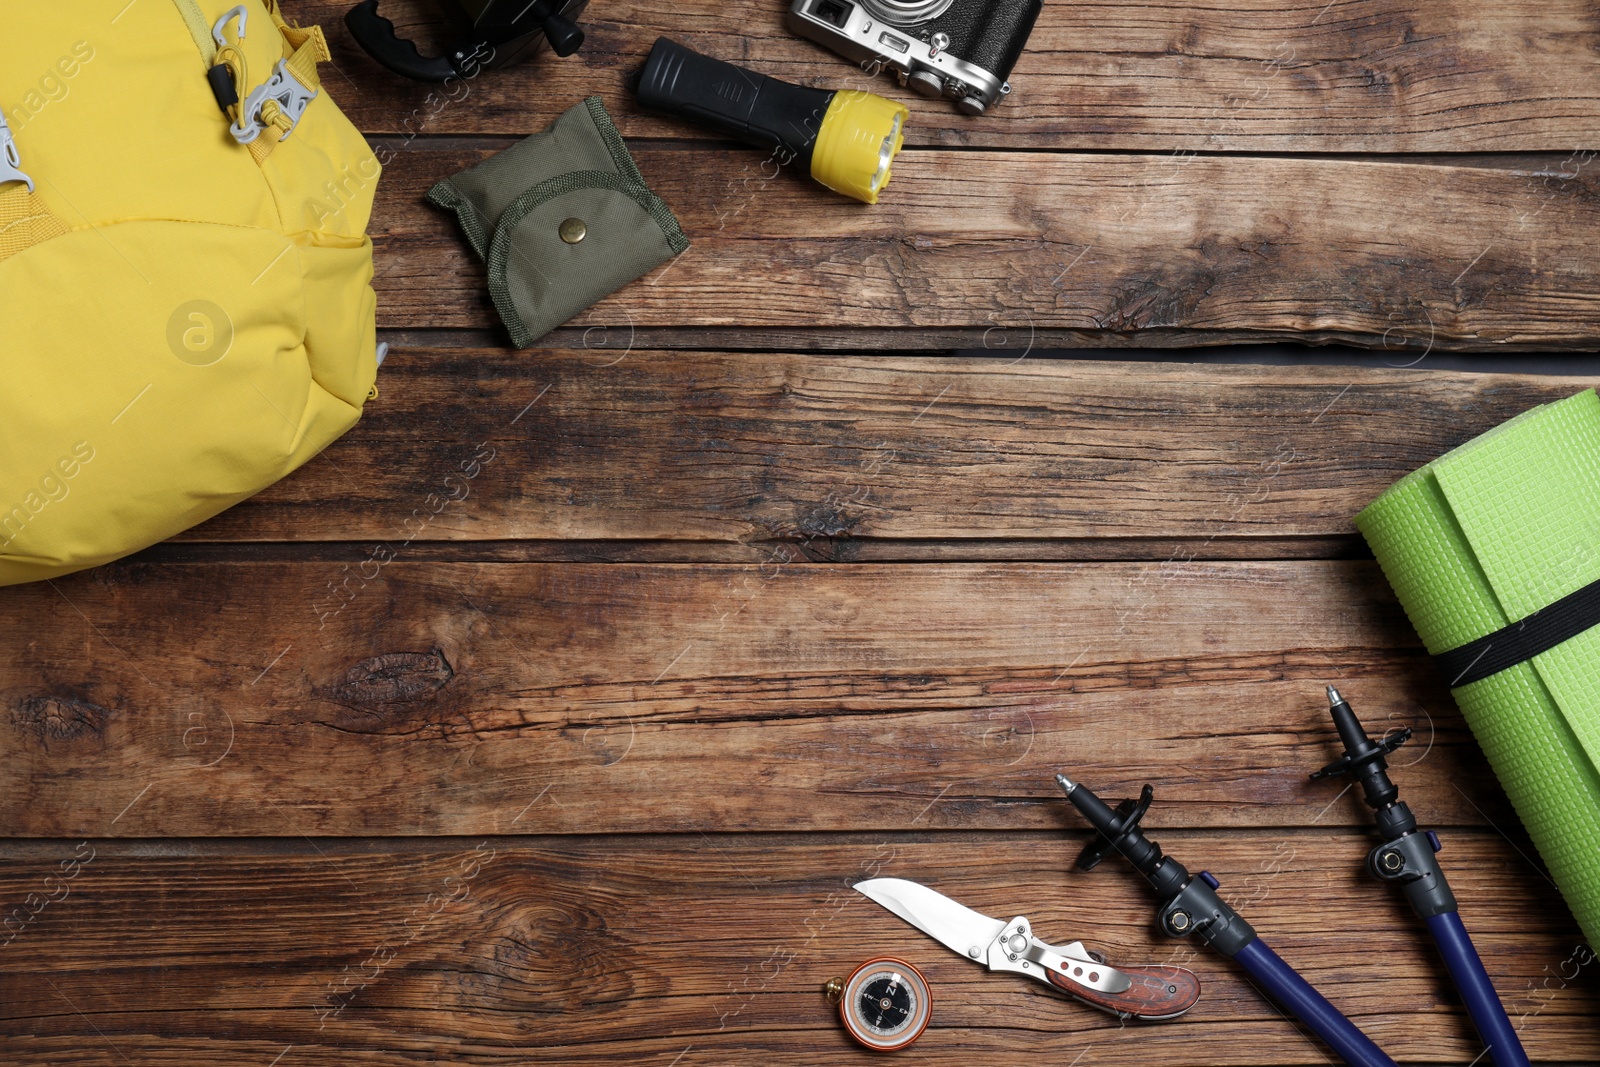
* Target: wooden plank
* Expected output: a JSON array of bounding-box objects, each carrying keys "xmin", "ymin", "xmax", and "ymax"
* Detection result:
[
  {"xmin": 368, "ymin": 146, "xmax": 1600, "ymax": 346},
  {"xmin": 178, "ymin": 355, "xmax": 1584, "ymax": 546},
  {"xmin": 1, "ymin": 833, "xmax": 1592, "ymax": 1064},
  {"xmin": 305, "ymin": 0, "xmax": 1600, "ymax": 151},
  {"xmin": 379, "ymin": 324, "xmax": 1600, "ymax": 352},
  {"xmin": 143, "ymin": 536, "xmax": 1368, "ymax": 565},
  {"xmin": 1, "ymin": 560, "xmax": 1520, "ymax": 837}
]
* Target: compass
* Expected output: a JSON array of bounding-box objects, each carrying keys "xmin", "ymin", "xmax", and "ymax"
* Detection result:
[{"xmin": 824, "ymin": 957, "xmax": 932, "ymax": 1052}]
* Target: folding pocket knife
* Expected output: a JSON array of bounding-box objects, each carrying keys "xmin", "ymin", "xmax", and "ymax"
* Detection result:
[{"xmin": 855, "ymin": 877, "xmax": 1201, "ymax": 1020}]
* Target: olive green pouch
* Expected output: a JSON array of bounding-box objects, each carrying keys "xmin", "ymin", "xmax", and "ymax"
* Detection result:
[{"xmin": 426, "ymin": 97, "xmax": 688, "ymax": 349}]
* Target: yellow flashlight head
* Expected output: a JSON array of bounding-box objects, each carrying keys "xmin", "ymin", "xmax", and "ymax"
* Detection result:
[{"xmin": 810, "ymin": 90, "xmax": 910, "ymax": 205}]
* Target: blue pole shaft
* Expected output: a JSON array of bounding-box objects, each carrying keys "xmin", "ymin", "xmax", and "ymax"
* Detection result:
[
  {"xmin": 1425, "ymin": 911, "xmax": 1532, "ymax": 1067},
  {"xmin": 1233, "ymin": 938, "xmax": 1399, "ymax": 1067}
]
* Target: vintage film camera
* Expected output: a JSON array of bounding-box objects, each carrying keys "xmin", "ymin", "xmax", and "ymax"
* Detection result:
[{"xmin": 787, "ymin": 0, "xmax": 1041, "ymax": 115}]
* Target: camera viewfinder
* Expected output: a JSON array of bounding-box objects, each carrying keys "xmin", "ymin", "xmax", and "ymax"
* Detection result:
[{"xmin": 814, "ymin": 0, "xmax": 852, "ymax": 27}]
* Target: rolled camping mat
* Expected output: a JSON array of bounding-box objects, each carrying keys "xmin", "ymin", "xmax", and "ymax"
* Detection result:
[{"xmin": 1356, "ymin": 388, "xmax": 1600, "ymax": 948}]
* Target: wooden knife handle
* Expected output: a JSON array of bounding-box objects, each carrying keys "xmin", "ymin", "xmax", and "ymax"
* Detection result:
[{"xmin": 1045, "ymin": 962, "xmax": 1201, "ymax": 1020}]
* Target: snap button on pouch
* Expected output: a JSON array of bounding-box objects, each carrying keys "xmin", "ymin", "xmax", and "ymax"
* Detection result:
[{"xmin": 559, "ymin": 217, "xmax": 587, "ymax": 244}]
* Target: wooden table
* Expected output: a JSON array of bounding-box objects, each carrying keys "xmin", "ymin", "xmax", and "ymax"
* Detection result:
[{"xmin": 4, "ymin": 1, "xmax": 1599, "ymax": 1063}]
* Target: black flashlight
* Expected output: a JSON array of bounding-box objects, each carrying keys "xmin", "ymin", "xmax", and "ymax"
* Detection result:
[{"xmin": 634, "ymin": 36, "xmax": 908, "ymax": 204}]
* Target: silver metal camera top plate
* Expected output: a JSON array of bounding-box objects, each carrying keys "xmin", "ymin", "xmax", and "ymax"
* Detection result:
[
  {"xmin": 859, "ymin": 0, "xmax": 955, "ymax": 24},
  {"xmin": 786, "ymin": 0, "xmax": 1006, "ymax": 113}
]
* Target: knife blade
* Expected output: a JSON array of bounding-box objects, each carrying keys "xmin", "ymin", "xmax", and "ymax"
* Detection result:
[{"xmin": 855, "ymin": 877, "xmax": 1201, "ymax": 1021}]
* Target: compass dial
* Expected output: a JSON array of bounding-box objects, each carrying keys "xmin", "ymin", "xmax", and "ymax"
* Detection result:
[
  {"xmin": 836, "ymin": 957, "xmax": 932, "ymax": 1051},
  {"xmin": 860, "ymin": 973, "xmax": 916, "ymax": 1033}
]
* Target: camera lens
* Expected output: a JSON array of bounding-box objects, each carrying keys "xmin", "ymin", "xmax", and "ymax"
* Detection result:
[{"xmin": 858, "ymin": 0, "xmax": 954, "ymax": 26}]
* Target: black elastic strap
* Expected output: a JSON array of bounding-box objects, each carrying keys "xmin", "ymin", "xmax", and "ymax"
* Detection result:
[{"xmin": 1434, "ymin": 575, "xmax": 1600, "ymax": 687}]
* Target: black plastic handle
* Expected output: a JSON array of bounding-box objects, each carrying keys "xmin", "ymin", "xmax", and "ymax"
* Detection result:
[
  {"xmin": 635, "ymin": 37, "xmax": 834, "ymax": 167},
  {"xmin": 345, "ymin": 0, "xmax": 461, "ymax": 82}
]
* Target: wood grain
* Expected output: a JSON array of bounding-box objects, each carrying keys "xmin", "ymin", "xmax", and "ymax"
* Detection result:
[
  {"xmin": 303, "ymin": 0, "xmax": 1600, "ymax": 151},
  {"xmin": 139, "ymin": 537, "xmax": 1370, "ymax": 565},
  {"xmin": 6, "ymin": 1, "xmax": 1597, "ymax": 1062},
  {"xmin": 1, "ymin": 559, "xmax": 1519, "ymax": 837},
  {"xmin": 369, "ymin": 145, "xmax": 1600, "ymax": 346},
  {"xmin": 377, "ymin": 323, "xmax": 1600, "ymax": 352},
  {"xmin": 1, "ymin": 833, "xmax": 1592, "ymax": 1065},
  {"xmin": 177, "ymin": 355, "xmax": 1587, "ymax": 546}
]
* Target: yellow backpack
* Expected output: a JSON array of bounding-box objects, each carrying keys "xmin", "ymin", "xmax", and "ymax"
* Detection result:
[{"xmin": 0, "ymin": 0, "xmax": 380, "ymax": 585}]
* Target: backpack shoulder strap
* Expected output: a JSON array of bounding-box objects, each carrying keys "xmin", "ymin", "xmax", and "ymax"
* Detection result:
[
  {"xmin": 0, "ymin": 116, "xmax": 66, "ymax": 263},
  {"xmin": 245, "ymin": 1, "xmax": 331, "ymax": 164}
]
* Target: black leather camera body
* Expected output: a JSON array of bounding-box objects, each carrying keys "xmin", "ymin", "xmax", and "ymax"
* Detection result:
[{"xmin": 787, "ymin": 0, "xmax": 1042, "ymax": 115}]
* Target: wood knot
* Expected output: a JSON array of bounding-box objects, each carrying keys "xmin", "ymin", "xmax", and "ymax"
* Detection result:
[
  {"xmin": 14, "ymin": 695, "xmax": 109, "ymax": 748},
  {"xmin": 792, "ymin": 502, "xmax": 858, "ymax": 541},
  {"xmin": 494, "ymin": 895, "xmax": 638, "ymax": 1009},
  {"xmin": 317, "ymin": 649, "xmax": 455, "ymax": 710}
]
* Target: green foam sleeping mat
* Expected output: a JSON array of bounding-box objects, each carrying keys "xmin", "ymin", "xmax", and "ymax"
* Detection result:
[{"xmin": 1357, "ymin": 388, "xmax": 1600, "ymax": 948}]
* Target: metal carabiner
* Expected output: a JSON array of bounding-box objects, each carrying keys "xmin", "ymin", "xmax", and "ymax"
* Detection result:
[{"xmin": 212, "ymin": 5, "xmax": 249, "ymax": 48}]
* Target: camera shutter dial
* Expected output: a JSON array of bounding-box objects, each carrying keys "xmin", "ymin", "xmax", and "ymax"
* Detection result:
[{"xmin": 906, "ymin": 69, "xmax": 945, "ymax": 97}]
